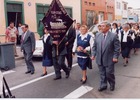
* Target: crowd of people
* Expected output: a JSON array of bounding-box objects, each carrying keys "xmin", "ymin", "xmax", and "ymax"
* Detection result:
[{"xmin": 4, "ymin": 20, "xmax": 140, "ymax": 92}]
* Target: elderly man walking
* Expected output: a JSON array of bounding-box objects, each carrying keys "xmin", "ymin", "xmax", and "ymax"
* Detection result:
[{"xmin": 91, "ymin": 21, "xmax": 121, "ymax": 92}]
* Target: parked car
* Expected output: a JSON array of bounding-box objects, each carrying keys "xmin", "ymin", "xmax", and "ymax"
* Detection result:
[
  {"xmin": 33, "ymin": 39, "xmax": 43, "ymax": 57},
  {"xmin": 88, "ymin": 24, "xmax": 98, "ymax": 37},
  {"xmin": 88, "ymin": 24, "xmax": 98, "ymax": 33}
]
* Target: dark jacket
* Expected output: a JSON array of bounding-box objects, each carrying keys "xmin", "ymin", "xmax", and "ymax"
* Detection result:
[
  {"xmin": 42, "ymin": 35, "xmax": 52, "ymax": 59},
  {"xmin": 52, "ymin": 37, "xmax": 67, "ymax": 57},
  {"xmin": 66, "ymin": 27, "xmax": 76, "ymax": 48}
]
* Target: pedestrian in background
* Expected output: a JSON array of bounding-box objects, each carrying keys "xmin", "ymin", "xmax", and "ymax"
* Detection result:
[
  {"xmin": 41, "ymin": 27, "xmax": 53, "ymax": 77},
  {"xmin": 5, "ymin": 22, "xmax": 18, "ymax": 57},
  {"xmin": 118, "ymin": 23, "xmax": 122, "ymax": 31},
  {"xmin": 133, "ymin": 25, "xmax": 140, "ymax": 54},
  {"xmin": 118, "ymin": 24, "xmax": 135, "ymax": 66},
  {"xmin": 91, "ymin": 21, "xmax": 120, "ymax": 91},
  {"xmin": 21, "ymin": 24, "xmax": 36, "ymax": 75},
  {"xmin": 75, "ymin": 23, "xmax": 81, "ymax": 36},
  {"xmin": 111, "ymin": 23, "xmax": 119, "ymax": 34},
  {"xmin": 97, "ymin": 24, "xmax": 102, "ymax": 33},
  {"xmin": 17, "ymin": 22, "xmax": 23, "ymax": 45},
  {"xmin": 73, "ymin": 25, "xmax": 94, "ymax": 84}
]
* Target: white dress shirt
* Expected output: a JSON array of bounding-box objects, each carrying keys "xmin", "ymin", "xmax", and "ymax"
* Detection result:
[
  {"xmin": 43, "ymin": 34, "xmax": 50, "ymax": 43},
  {"xmin": 122, "ymin": 31, "xmax": 129, "ymax": 42},
  {"xmin": 23, "ymin": 31, "xmax": 28, "ymax": 40},
  {"xmin": 118, "ymin": 30, "xmax": 135, "ymax": 42},
  {"xmin": 18, "ymin": 27, "xmax": 23, "ymax": 36}
]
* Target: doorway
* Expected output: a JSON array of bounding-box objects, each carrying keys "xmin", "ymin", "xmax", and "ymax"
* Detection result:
[
  {"xmin": 37, "ymin": 5, "xmax": 49, "ymax": 37},
  {"xmin": 6, "ymin": 3, "xmax": 23, "ymax": 27},
  {"xmin": 7, "ymin": 12, "xmax": 22, "ymax": 27}
]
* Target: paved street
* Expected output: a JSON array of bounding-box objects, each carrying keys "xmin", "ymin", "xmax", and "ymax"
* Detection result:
[{"xmin": 2, "ymin": 50, "xmax": 140, "ymax": 98}]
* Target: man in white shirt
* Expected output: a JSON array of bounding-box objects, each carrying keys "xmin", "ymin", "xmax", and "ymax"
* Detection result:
[{"xmin": 18, "ymin": 23, "xmax": 23, "ymax": 45}]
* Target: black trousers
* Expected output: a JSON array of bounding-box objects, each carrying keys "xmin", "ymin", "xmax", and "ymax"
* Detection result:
[
  {"xmin": 53, "ymin": 55, "xmax": 69, "ymax": 78},
  {"xmin": 66, "ymin": 47, "xmax": 73, "ymax": 69},
  {"xmin": 98, "ymin": 64, "xmax": 115, "ymax": 88}
]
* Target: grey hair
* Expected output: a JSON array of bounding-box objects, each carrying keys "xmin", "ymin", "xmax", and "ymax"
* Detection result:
[
  {"xmin": 100, "ymin": 21, "xmax": 111, "ymax": 27},
  {"xmin": 122, "ymin": 24, "xmax": 129, "ymax": 29}
]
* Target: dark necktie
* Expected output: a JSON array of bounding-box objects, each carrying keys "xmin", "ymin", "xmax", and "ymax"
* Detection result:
[
  {"xmin": 102, "ymin": 34, "xmax": 106, "ymax": 49},
  {"xmin": 101, "ymin": 34, "xmax": 106, "ymax": 64}
]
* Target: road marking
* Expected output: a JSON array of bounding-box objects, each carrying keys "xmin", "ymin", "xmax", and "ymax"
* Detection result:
[
  {"xmin": 64, "ymin": 85, "xmax": 93, "ymax": 98},
  {"xmin": 9, "ymin": 63, "xmax": 78, "ymax": 91},
  {"xmin": 2, "ymin": 70, "xmax": 15, "ymax": 75}
]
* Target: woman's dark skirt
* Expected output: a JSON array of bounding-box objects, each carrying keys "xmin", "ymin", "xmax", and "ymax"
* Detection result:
[
  {"xmin": 121, "ymin": 42, "xmax": 130, "ymax": 58},
  {"xmin": 42, "ymin": 56, "xmax": 53, "ymax": 67},
  {"xmin": 77, "ymin": 57, "xmax": 88, "ymax": 70}
]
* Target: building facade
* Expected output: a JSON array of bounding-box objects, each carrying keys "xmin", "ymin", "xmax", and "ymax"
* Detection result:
[
  {"xmin": 122, "ymin": 1, "xmax": 128, "ymax": 23},
  {"xmin": 0, "ymin": 0, "xmax": 81, "ymax": 42},
  {"xmin": 115, "ymin": 0, "xmax": 122, "ymax": 21},
  {"xmin": 81, "ymin": 0, "xmax": 115, "ymax": 28},
  {"xmin": 128, "ymin": 7, "xmax": 139, "ymax": 23}
]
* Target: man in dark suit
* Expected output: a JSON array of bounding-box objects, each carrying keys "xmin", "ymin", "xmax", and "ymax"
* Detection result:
[
  {"xmin": 21, "ymin": 24, "xmax": 36, "ymax": 75},
  {"xmin": 91, "ymin": 21, "xmax": 121, "ymax": 91},
  {"xmin": 52, "ymin": 37, "xmax": 70, "ymax": 80},
  {"xmin": 65, "ymin": 26, "xmax": 76, "ymax": 70}
]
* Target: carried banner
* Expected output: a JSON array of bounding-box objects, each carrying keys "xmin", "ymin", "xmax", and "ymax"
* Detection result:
[{"xmin": 42, "ymin": 0, "xmax": 73, "ymax": 43}]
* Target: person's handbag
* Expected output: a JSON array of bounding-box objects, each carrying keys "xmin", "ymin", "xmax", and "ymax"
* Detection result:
[
  {"xmin": 85, "ymin": 51, "xmax": 92, "ymax": 69},
  {"xmin": 87, "ymin": 57, "xmax": 92, "ymax": 69}
]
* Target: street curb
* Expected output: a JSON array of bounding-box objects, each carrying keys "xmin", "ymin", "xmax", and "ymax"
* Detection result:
[{"xmin": 15, "ymin": 56, "xmax": 24, "ymax": 60}]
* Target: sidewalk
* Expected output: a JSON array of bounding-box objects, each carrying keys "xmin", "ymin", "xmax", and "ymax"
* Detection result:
[{"xmin": 15, "ymin": 46, "xmax": 24, "ymax": 60}]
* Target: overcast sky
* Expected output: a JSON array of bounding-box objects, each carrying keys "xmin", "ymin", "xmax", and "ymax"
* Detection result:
[{"xmin": 123, "ymin": 0, "xmax": 140, "ymax": 9}]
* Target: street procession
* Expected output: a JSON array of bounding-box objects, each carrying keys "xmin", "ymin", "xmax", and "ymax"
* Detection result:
[{"xmin": 0, "ymin": 0, "xmax": 140, "ymax": 99}]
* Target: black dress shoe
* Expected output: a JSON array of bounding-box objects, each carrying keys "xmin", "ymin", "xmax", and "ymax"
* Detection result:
[
  {"xmin": 41, "ymin": 72, "xmax": 47, "ymax": 77},
  {"xmin": 25, "ymin": 71, "xmax": 31, "ymax": 74},
  {"xmin": 66, "ymin": 71, "xmax": 70, "ymax": 78},
  {"xmin": 123, "ymin": 63, "xmax": 127, "ymax": 67},
  {"xmin": 81, "ymin": 76, "xmax": 87, "ymax": 84},
  {"xmin": 126, "ymin": 60, "xmax": 128, "ymax": 64},
  {"xmin": 110, "ymin": 86, "xmax": 115, "ymax": 91},
  {"xmin": 53, "ymin": 76, "xmax": 62, "ymax": 80},
  {"xmin": 31, "ymin": 72, "xmax": 34, "ymax": 75},
  {"xmin": 98, "ymin": 87, "xmax": 107, "ymax": 92}
]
